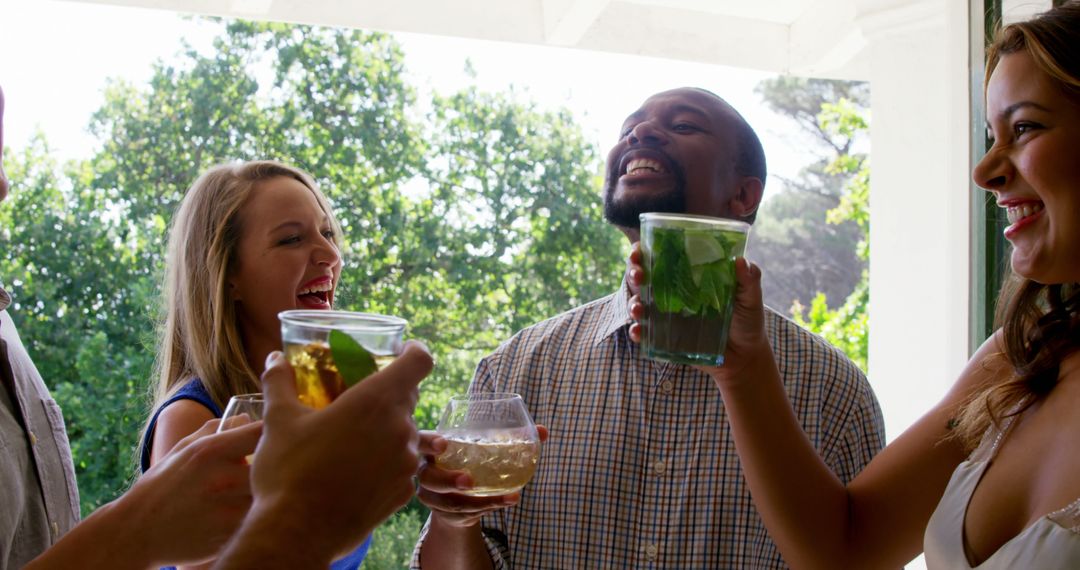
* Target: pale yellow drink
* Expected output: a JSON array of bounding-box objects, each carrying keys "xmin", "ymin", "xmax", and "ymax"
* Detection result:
[{"xmin": 436, "ymin": 434, "xmax": 540, "ymax": 496}]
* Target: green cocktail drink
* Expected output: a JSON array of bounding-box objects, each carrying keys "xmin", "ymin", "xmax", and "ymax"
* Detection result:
[{"xmin": 640, "ymin": 213, "xmax": 750, "ymax": 366}]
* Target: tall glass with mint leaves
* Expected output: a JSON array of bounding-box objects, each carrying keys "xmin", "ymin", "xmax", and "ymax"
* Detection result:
[{"xmin": 640, "ymin": 213, "xmax": 750, "ymax": 366}]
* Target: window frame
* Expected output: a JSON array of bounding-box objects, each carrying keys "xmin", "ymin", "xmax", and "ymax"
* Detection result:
[{"xmin": 969, "ymin": 0, "xmax": 1010, "ymax": 354}]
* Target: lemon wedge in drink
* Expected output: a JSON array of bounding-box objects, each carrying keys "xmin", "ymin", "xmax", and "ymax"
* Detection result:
[{"xmin": 684, "ymin": 232, "xmax": 725, "ymax": 266}]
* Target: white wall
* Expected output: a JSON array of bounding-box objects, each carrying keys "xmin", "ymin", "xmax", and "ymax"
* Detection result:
[
  {"xmin": 861, "ymin": 1, "xmax": 971, "ymax": 443},
  {"xmin": 1002, "ymin": 0, "xmax": 1052, "ymax": 24}
]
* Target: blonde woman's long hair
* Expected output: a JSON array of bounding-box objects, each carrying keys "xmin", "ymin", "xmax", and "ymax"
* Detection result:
[{"xmin": 146, "ymin": 160, "xmax": 342, "ymax": 419}]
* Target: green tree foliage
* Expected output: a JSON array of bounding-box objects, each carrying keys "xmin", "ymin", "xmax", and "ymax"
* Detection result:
[
  {"xmin": 750, "ymin": 78, "xmax": 869, "ymax": 314},
  {"xmin": 1, "ymin": 135, "xmax": 155, "ymax": 505},
  {"xmin": 414, "ymin": 85, "xmax": 623, "ymax": 422},
  {"xmin": 0, "ymin": 20, "xmax": 624, "ymax": 544},
  {"xmin": 790, "ymin": 97, "xmax": 871, "ymax": 372},
  {"xmin": 362, "ymin": 508, "xmax": 426, "ymax": 568},
  {"xmin": 819, "ymin": 99, "xmax": 870, "ymax": 255}
]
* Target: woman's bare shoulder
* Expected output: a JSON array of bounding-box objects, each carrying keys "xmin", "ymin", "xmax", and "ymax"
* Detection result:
[{"xmin": 151, "ymin": 400, "xmax": 216, "ymax": 465}]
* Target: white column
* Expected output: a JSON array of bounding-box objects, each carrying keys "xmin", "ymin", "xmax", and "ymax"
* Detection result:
[{"xmin": 860, "ymin": 0, "xmax": 971, "ymax": 442}]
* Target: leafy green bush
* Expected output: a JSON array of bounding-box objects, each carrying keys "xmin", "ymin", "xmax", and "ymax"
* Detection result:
[{"xmin": 359, "ymin": 507, "xmax": 427, "ymax": 570}]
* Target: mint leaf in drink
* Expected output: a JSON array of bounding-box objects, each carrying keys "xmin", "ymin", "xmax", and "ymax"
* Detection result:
[
  {"xmin": 648, "ymin": 228, "xmax": 693, "ymax": 314},
  {"xmin": 647, "ymin": 226, "xmax": 742, "ymax": 317},
  {"xmin": 329, "ymin": 329, "xmax": 377, "ymax": 387}
]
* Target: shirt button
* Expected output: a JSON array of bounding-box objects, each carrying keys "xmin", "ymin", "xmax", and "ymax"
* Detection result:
[
  {"xmin": 51, "ymin": 521, "xmax": 59, "ymax": 537},
  {"xmin": 29, "ymin": 431, "xmax": 38, "ymax": 446},
  {"xmin": 652, "ymin": 459, "xmax": 666, "ymax": 475},
  {"xmin": 659, "ymin": 380, "xmax": 674, "ymax": 394},
  {"xmin": 644, "ymin": 543, "xmax": 659, "ymax": 561}
]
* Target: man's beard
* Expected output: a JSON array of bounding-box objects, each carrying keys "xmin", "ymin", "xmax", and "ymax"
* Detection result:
[{"xmin": 602, "ymin": 163, "xmax": 687, "ymax": 229}]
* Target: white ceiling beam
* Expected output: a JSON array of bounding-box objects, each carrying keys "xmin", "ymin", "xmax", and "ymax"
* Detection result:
[
  {"xmin": 230, "ymin": 0, "xmax": 274, "ymax": 16},
  {"xmin": 60, "ymin": 0, "xmax": 547, "ymax": 42},
  {"xmin": 787, "ymin": 0, "xmax": 867, "ymax": 79},
  {"xmin": 576, "ymin": 3, "xmax": 791, "ymax": 72},
  {"xmin": 542, "ymin": 0, "xmax": 613, "ymax": 46},
  {"xmin": 57, "ymin": 0, "xmax": 874, "ymax": 78},
  {"xmin": 855, "ymin": 0, "xmax": 944, "ymax": 39},
  {"xmin": 622, "ymin": 0, "xmax": 808, "ymax": 25}
]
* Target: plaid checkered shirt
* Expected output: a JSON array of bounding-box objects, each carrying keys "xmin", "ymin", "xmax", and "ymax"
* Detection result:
[{"xmin": 413, "ymin": 283, "xmax": 885, "ymax": 569}]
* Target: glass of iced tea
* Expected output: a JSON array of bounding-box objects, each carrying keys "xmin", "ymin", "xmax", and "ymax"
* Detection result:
[
  {"xmin": 278, "ymin": 310, "xmax": 407, "ymax": 409},
  {"xmin": 435, "ymin": 393, "xmax": 541, "ymax": 497}
]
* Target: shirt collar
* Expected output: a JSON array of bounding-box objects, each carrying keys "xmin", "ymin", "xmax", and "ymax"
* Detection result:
[{"xmin": 592, "ymin": 277, "xmax": 634, "ymax": 346}]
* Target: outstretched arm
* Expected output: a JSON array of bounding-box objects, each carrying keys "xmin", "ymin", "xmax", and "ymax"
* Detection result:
[
  {"xmin": 415, "ymin": 430, "xmax": 504, "ymax": 570},
  {"xmin": 416, "ymin": 424, "xmax": 548, "ymax": 570},
  {"xmin": 149, "ymin": 400, "xmax": 219, "ymax": 570},
  {"xmin": 25, "ymin": 420, "xmax": 260, "ymax": 570},
  {"xmin": 628, "ymin": 245, "xmax": 1003, "ymax": 568}
]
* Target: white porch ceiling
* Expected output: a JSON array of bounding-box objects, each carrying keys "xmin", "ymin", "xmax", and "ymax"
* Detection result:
[{"xmin": 57, "ymin": 0, "xmax": 950, "ymax": 80}]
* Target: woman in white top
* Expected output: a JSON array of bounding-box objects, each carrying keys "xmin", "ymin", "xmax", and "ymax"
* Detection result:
[{"xmin": 625, "ymin": 2, "xmax": 1080, "ymax": 567}]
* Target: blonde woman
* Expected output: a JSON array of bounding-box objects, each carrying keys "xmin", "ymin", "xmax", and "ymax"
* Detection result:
[
  {"xmin": 625, "ymin": 3, "xmax": 1080, "ymax": 567},
  {"xmin": 139, "ymin": 161, "xmax": 369, "ymax": 569}
]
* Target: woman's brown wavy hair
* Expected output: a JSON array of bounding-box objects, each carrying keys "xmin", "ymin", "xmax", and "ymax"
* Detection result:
[{"xmin": 955, "ymin": 1, "xmax": 1080, "ymax": 450}]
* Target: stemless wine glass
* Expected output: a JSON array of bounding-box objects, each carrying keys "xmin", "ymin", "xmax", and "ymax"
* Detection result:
[
  {"xmin": 434, "ymin": 393, "xmax": 541, "ymax": 497},
  {"xmin": 216, "ymin": 393, "xmax": 265, "ymax": 433},
  {"xmin": 217, "ymin": 393, "xmax": 264, "ymax": 464}
]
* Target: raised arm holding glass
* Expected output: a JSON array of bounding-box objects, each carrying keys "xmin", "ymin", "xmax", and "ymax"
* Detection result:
[{"xmin": 625, "ymin": 4, "xmax": 1080, "ymax": 568}]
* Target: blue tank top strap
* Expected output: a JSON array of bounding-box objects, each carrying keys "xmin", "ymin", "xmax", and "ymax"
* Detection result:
[
  {"xmin": 140, "ymin": 378, "xmax": 222, "ymax": 473},
  {"xmin": 330, "ymin": 535, "xmax": 373, "ymax": 569}
]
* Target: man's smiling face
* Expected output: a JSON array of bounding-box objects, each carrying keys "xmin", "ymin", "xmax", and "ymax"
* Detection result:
[{"xmin": 602, "ymin": 88, "xmax": 745, "ymax": 231}]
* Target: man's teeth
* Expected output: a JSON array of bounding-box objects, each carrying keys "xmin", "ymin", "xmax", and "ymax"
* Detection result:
[
  {"xmin": 1005, "ymin": 202, "xmax": 1044, "ymax": 225},
  {"xmin": 626, "ymin": 158, "xmax": 666, "ymax": 175},
  {"xmin": 298, "ymin": 282, "xmax": 333, "ymax": 296}
]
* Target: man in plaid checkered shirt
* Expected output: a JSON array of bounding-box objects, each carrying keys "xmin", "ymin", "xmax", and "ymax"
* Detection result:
[{"xmin": 413, "ymin": 87, "xmax": 885, "ymax": 569}]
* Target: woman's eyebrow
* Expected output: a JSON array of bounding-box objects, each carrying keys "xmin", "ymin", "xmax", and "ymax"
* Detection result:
[
  {"xmin": 995, "ymin": 100, "xmax": 1051, "ymax": 122},
  {"xmin": 269, "ymin": 221, "xmax": 303, "ymax": 233}
]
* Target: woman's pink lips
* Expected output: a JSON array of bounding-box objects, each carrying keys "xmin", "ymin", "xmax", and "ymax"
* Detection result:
[
  {"xmin": 1003, "ymin": 208, "xmax": 1044, "ymax": 240},
  {"xmin": 299, "ymin": 276, "xmax": 332, "ymax": 290}
]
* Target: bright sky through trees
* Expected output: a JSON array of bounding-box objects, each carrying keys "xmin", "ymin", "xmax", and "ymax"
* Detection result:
[{"xmin": 0, "ymin": 0, "xmax": 818, "ymax": 193}]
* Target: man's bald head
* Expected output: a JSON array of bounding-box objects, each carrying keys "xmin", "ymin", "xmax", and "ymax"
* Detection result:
[{"xmin": 603, "ymin": 87, "xmax": 767, "ymax": 237}]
